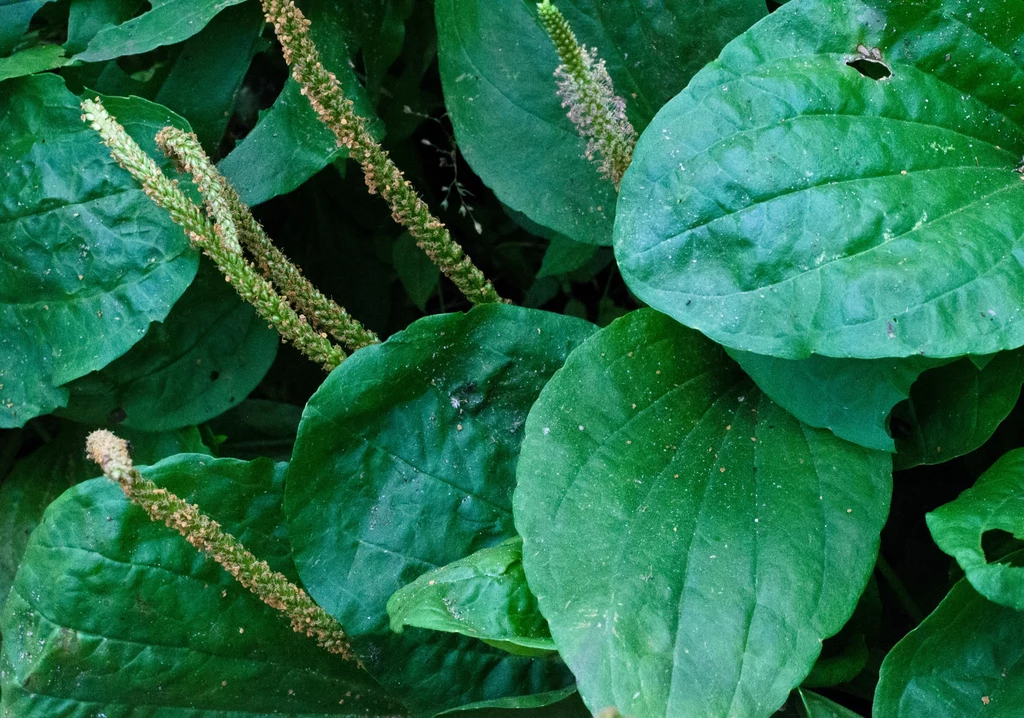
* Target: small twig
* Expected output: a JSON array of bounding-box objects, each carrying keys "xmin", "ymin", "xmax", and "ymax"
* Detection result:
[
  {"xmin": 156, "ymin": 127, "xmax": 379, "ymax": 351},
  {"xmin": 80, "ymin": 99, "xmax": 345, "ymax": 371},
  {"xmin": 86, "ymin": 430, "xmax": 358, "ymax": 660},
  {"xmin": 260, "ymin": 0, "xmax": 504, "ymax": 304}
]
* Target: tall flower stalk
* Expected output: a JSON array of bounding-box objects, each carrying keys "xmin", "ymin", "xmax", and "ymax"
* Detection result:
[
  {"xmin": 81, "ymin": 99, "xmax": 348, "ymax": 370},
  {"xmin": 86, "ymin": 429, "xmax": 358, "ymax": 660},
  {"xmin": 259, "ymin": 0, "xmax": 504, "ymax": 305},
  {"xmin": 536, "ymin": 0, "xmax": 636, "ymax": 188}
]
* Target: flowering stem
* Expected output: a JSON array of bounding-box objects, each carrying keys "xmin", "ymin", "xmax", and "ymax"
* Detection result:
[
  {"xmin": 85, "ymin": 430, "xmax": 359, "ymax": 660},
  {"xmin": 156, "ymin": 127, "xmax": 379, "ymax": 351},
  {"xmin": 260, "ymin": 0, "xmax": 505, "ymax": 305},
  {"xmin": 536, "ymin": 0, "xmax": 636, "ymax": 188},
  {"xmin": 80, "ymin": 99, "xmax": 346, "ymax": 371}
]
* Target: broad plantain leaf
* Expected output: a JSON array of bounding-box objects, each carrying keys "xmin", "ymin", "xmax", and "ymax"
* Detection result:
[
  {"xmin": 73, "ymin": 0, "xmax": 248, "ymax": 62},
  {"xmin": 0, "ymin": 75, "xmax": 198, "ymax": 428},
  {"xmin": 0, "ymin": 44, "xmax": 70, "ymax": 82},
  {"xmin": 514, "ymin": 309, "xmax": 892, "ymax": 717},
  {"xmin": 218, "ymin": 0, "xmax": 381, "ymax": 206},
  {"xmin": 57, "ymin": 259, "xmax": 278, "ymax": 432},
  {"xmin": 387, "ymin": 536, "xmax": 555, "ymax": 653},
  {"xmin": 874, "ymin": 574, "xmax": 1024, "ymax": 717},
  {"xmin": 65, "ymin": 0, "xmax": 143, "ymax": 55},
  {"xmin": 0, "ymin": 454, "xmax": 401, "ymax": 716},
  {"xmin": 285, "ymin": 304, "xmax": 595, "ymax": 715},
  {"xmin": 0, "ymin": 424, "xmax": 206, "ymax": 601},
  {"xmin": 926, "ymin": 449, "xmax": 1024, "ymax": 609},
  {"xmin": 435, "ymin": 0, "xmax": 767, "ymax": 246},
  {"xmin": 892, "ymin": 350, "xmax": 1024, "ymax": 469},
  {"xmin": 438, "ymin": 686, "xmax": 586, "ymax": 716},
  {"xmin": 616, "ymin": 0, "xmax": 1024, "ymax": 359},
  {"xmin": 728, "ymin": 351, "xmax": 945, "ymax": 452},
  {"xmin": 0, "ymin": 0, "xmax": 55, "ymax": 55},
  {"xmin": 797, "ymin": 689, "xmax": 863, "ymax": 718}
]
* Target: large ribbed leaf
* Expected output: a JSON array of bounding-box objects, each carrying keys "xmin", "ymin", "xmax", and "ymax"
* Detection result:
[
  {"xmin": 616, "ymin": 0, "xmax": 1024, "ymax": 359},
  {"xmin": 285, "ymin": 305, "xmax": 595, "ymax": 715},
  {"xmin": 515, "ymin": 310, "xmax": 891, "ymax": 717},
  {"xmin": 435, "ymin": 0, "xmax": 767, "ymax": 245}
]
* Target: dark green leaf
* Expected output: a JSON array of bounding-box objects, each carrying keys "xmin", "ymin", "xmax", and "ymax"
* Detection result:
[
  {"xmin": 0, "ymin": 454, "xmax": 401, "ymax": 715},
  {"xmin": 393, "ymin": 232, "xmax": 439, "ymax": 311},
  {"xmin": 0, "ymin": 44, "xmax": 70, "ymax": 81},
  {"xmin": 927, "ymin": 449, "xmax": 1024, "ymax": 609},
  {"xmin": 537, "ymin": 237, "xmax": 598, "ymax": 279},
  {"xmin": 65, "ymin": 0, "xmax": 143, "ymax": 55},
  {"xmin": 0, "ymin": 75, "xmax": 198, "ymax": 428},
  {"xmin": 0, "ymin": 424, "xmax": 206, "ymax": 607},
  {"xmin": 438, "ymin": 686, "xmax": 585, "ymax": 716},
  {"xmin": 435, "ymin": 0, "xmax": 766, "ymax": 245},
  {"xmin": 57, "ymin": 259, "xmax": 278, "ymax": 432},
  {"xmin": 153, "ymin": 2, "xmax": 265, "ymax": 151},
  {"xmin": 874, "ymin": 575, "xmax": 1024, "ymax": 717},
  {"xmin": 893, "ymin": 351, "xmax": 1024, "ymax": 469},
  {"xmin": 728, "ymin": 351, "xmax": 945, "ymax": 452},
  {"xmin": 387, "ymin": 536, "xmax": 554, "ymax": 653},
  {"xmin": 73, "ymin": 0, "xmax": 248, "ymax": 62},
  {"xmin": 0, "ymin": 0, "xmax": 55, "ymax": 55},
  {"xmin": 285, "ymin": 304, "xmax": 595, "ymax": 715},
  {"xmin": 515, "ymin": 310, "xmax": 892, "ymax": 717},
  {"xmin": 797, "ymin": 689, "xmax": 863, "ymax": 718},
  {"xmin": 218, "ymin": 0, "xmax": 381, "ymax": 206},
  {"xmin": 616, "ymin": 0, "xmax": 1024, "ymax": 359},
  {"xmin": 207, "ymin": 399, "xmax": 304, "ymax": 462}
]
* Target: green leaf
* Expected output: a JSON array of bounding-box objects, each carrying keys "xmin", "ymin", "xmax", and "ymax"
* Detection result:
[
  {"xmin": 207, "ymin": 399, "xmax": 304, "ymax": 462},
  {"xmin": 874, "ymin": 575, "xmax": 1024, "ymax": 717},
  {"xmin": 65, "ymin": 0, "xmax": 143, "ymax": 55},
  {"xmin": 0, "ymin": 0, "xmax": 55, "ymax": 55},
  {"xmin": 387, "ymin": 537, "xmax": 555, "ymax": 653},
  {"xmin": 57, "ymin": 259, "xmax": 278, "ymax": 432},
  {"xmin": 537, "ymin": 237, "xmax": 598, "ymax": 279},
  {"xmin": 926, "ymin": 449, "xmax": 1024, "ymax": 609},
  {"xmin": 0, "ymin": 424, "xmax": 206, "ymax": 607},
  {"xmin": 218, "ymin": 0, "xmax": 381, "ymax": 206},
  {"xmin": 0, "ymin": 44, "xmax": 70, "ymax": 82},
  {"xmin": 514, "ymin": 309, "xmax": 892, "ymax": 717},
  {"xmin": 0, "ymin": 454, "xmax": 401, "ymax": 715},
  {"xmin": 152, "ymin": 2, "xmax": 265, "ymax": 150},
  {"xmin": 285, "ymin": 304, "xmax": 596, "ymax": 715},
  {"xmin": 728, "ymin": 351, "xmax": 946, "ymax": 452},
  {"xmin": 393, "ymin": 232, "xmax": 439, "ymax": 311},
  {"xmin": 437, "ymin": 686, "xmax": 586, "ymax": 716},
  {"xmin": 616, "ymin": 0, "xmax": 1024, "ymax": 359},
  {"xmin": 0, "ymin": 75, "xmax": 198, "ymax": 428},
  {"xmin": 435, "ymin": 0, "xmax": 767, "ymax": 246},
  {"xmin": 796, "ymin": 689, "xmax": 863, "ymax": 718},
  {"xmin": 892, "ymin": 351, "xmax": 1024, "ymax": 470},
  {"xmin": 73, "ymin": 0, "xmax": 248, "ymax": 62}
]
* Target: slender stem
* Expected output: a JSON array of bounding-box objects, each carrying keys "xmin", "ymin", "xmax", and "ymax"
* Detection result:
[
  {"xmin": 85, "ymin": 429, "xmax": 358, "ymax": 661},
  {"xmin": 80, "ymin": 99, "xmax": 345, "ymax": 371},
  {"xmin": 876, "ymin": 553, "xmax": 925, "ymax": 625},
  {"xmin": 156, "ymin": 127, "xmax": 379, "ymax": 351},
  {"xmin": 259, "ymin": 0, "xmax": 505, "ymax": 305}
]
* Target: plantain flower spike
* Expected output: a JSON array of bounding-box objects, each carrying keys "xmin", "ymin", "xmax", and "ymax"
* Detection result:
[{"xmin": 536, "ymin": 0, "xmax": 636, "ymax": 188}]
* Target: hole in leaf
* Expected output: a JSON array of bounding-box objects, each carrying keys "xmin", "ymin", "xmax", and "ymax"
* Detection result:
[
  {"xmin": 210, "ymin": 370, "xmax": 221, "ymax": 381},
  {"xmin": 766, "ymin": 0, "xmax": 783, "ymax": 11},
  {"xmin": 982, "ymin": 529, "xmax": 1024, "ymax": 565},
  {"xmin": 108, "ymin": 407, "xmax": 127, "ymax": 424},
  {"xmin": 847, "ymin": 58, "xmax": 892, "ymax": 80}
]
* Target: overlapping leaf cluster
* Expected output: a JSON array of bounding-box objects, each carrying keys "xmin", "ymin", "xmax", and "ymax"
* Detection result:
[{"xmin": 4, "ymin": 1, "xmax": 1024, "ymax": 717}]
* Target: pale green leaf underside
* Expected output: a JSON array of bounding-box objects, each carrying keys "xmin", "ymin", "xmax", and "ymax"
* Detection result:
[
  {"xmin": 616, "ymin": 0, "xmax": 1024, "ymax": 360},
  {"xmin": 0, "ymin": 455, "xmax": 400, "ymax": 716},
  {"xmin": 285, "ymin": 305, "xmax": 593, "ymax": 715},
  {"xmin": 927, "ymin": 449, "xmax": 1024, "ymax": 609},
  {"xmin": 387, "ymin": 537, "xmax": 555, "ymax": 652},
  {"xmin": 514, "ymin": 310, "xmax": 891, "ymax": 717},
  {"xmin": 874, "ymin": 575, "xmax": 1024, "ymax": 717},
  {"xmin": 435, "ymin": 0, "xmax": 766, "ymax": 246}
]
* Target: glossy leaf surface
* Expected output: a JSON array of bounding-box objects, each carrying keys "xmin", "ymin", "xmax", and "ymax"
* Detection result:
[
  {"xmin": 892, "ymin": 350, "xmax": 1024, "ymax": 469},
  {"xmin": 927, "ymin": 449, "xmax": 1024, "ymax": 609},
  {"xmin": 0, "ymin": 76, "xmax": 198, "ymax": 428},
  {"xmin": 435, "ymin": 0, "xmax": 766, "ymax": 245},
  {"xmin": 515, "ymin": 310, "xmax": 891, "ymax": 717},
  {"xmin": 616, "ymin": 0, "xmax": 1024, "ymax": 359},
  {"xmin": 874, "ymin": 576, "xmax": 1024, "ymax": 717},
  {"xmin": 0, "ymin": 454, "xmax": 401, "ymax": 716},
  {"xmin": 58, "ymin": 260, "xmax": 278, "ymax": 431},
  {"xmin": 286, "ymin": 305, "xmax": 594, "ymax": 715},
  {"xmin": 387, "ymin": 537, "xmax": 554, "ymax": 652}
]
